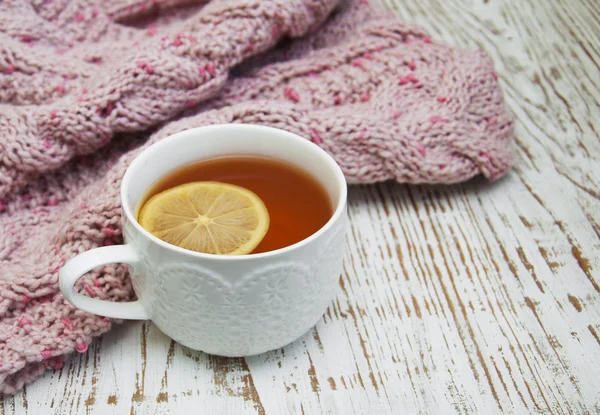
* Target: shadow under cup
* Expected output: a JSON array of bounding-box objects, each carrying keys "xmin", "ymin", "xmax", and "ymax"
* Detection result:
[{"xmin": 119, "ymin": 124, "xmax": 349, "ymax": 356}]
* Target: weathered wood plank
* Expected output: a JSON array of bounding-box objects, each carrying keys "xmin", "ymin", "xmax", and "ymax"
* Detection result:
[{"xmin": 2, "ymin": 0, "xmax": 599, "ymax": 413}]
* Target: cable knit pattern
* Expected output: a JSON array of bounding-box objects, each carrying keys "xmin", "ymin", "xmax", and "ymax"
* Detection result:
[{"xmin": 0, "ymin": 0, "xmax": 514, "ymax": 394}]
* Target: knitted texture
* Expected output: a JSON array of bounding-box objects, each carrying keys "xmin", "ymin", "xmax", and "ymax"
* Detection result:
[{"xmin": 0, "ymin": 0, "xmax": 514, "ymax": 394}]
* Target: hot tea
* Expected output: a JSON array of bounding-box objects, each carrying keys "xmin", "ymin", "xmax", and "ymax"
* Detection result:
[{"xmin": 138, "ymin": 155, "xmax": 333, "ymax": 254}]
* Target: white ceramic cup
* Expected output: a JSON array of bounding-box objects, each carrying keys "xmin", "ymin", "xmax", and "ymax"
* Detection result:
[{"xmin": 59, "ymin": 124, "xmax": 348, "ymax": 356}]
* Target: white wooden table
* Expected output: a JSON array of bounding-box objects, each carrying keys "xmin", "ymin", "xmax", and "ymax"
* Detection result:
[{"xmin": 2, "ymin": 0, "xmax": 599, "ymax": 413}]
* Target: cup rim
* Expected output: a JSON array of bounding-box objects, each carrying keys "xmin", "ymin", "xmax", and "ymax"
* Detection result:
[{"xmin": 121, "ymin": 123, "xmax": 348, "ymax": 261}]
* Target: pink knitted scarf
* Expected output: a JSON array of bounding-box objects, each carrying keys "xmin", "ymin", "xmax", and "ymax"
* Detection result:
[{"xmin": 0, "ymin": 0, "xmax": 514, "ymax": 394}]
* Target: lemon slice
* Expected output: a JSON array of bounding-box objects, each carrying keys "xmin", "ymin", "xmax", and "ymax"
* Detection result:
[{"xmin": 138, "ymin": 181, "xmax": 269, "ymax": 255}]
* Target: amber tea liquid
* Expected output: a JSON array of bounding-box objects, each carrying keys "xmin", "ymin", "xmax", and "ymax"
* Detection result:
[{"xmin": 139, "ymin": 155, "xmax": 333, "ymax": 254}]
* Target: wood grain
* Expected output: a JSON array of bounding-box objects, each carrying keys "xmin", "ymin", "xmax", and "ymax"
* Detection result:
[{"xmin": 2, "ymin": 0, "xmax": 599, "ymax": 413}]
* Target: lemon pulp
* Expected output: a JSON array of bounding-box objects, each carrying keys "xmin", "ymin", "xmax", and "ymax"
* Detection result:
[{"xmin": 138, "ymin": 181, "xmax": 270, "ymax": 255}]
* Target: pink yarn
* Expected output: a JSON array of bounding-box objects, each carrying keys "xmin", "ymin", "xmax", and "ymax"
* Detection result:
[
  {"xmin": 0, "ymin": 0, "xmax": 514, "ymax": 394},
  {"xmin": 76, "ymin": 342, "xmax": 88, "ymax": 353}
]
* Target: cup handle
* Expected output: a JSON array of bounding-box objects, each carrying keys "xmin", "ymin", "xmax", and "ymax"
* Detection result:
[{"xmin": 59, "ymin": 245, "xmax": 149, "ymax": 320}]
